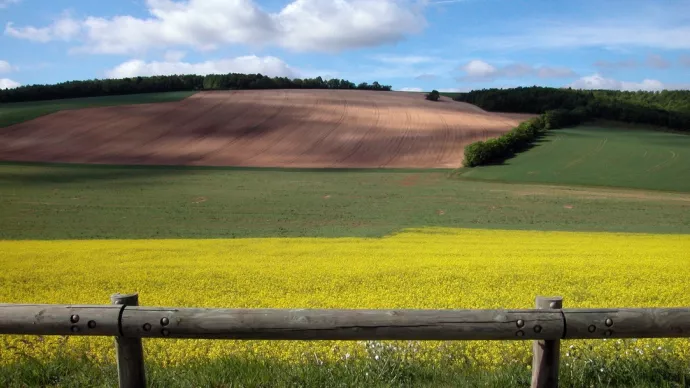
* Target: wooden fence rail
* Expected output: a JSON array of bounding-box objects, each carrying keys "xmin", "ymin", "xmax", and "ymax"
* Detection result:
[{"xmin": 1, "ymin": 294, "xmax": 690, "ymax": 388}]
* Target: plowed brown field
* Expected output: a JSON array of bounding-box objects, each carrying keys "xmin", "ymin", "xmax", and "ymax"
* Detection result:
[{"xmin": 0, "ymin": 90, "xmax": 528, "ymax": 168}]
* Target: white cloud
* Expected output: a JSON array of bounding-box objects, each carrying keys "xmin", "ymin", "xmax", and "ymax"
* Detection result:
[
  {"xmin": 0, "ymin": 59, "xmax": 13, "ymax": 73},
  {"xmin": 439, "ymin": 87, "xmax": 469, "ymax": 92},
  {"xmin": 106, "ymin": 55, "xmax": 298, "ymax": 79},
  {"xmin": 6, "ymin": 0, "xmax": 425, "ymax": 54},
  {"xmin": 398, "ymin": 87, "xmax": 423, "ymax": 92},
  {"xmin": 0, "ymin": 78, "xmax": 20, "ymax": 89},
  {"xmin": 5, "ymin": 14, "xmax": 81, "ymax": 42},
  {"xmin": 461, "ymin": 59, "xmax": 497, "ymax": 78},
  {"xmin": 459, "ymin": 60, "xmax": 576, "ymax": 81},
  {"xmin": 569, "ymin": 73, "xmax": 666, "ymax": 91},
  {"xmin": 276, "ymin": 0, "xmax": 424, "ymax": 52},
  {"xmin": 0, "ymin": 0, "xmax": 20, "ymax": 9},
  {"xmin": 163, "ymin": 50, "xmax": 186, "ymax": 62}
]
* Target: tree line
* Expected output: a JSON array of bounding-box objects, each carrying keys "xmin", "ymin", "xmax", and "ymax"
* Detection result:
[
  {"xmin": 463, "ymin": 109, "xmax": 591, "ymax": 167},
  {"xmin": 0, "ymin": 74, "xmax": 393, "ymax": 104},
  {"xmin": 453, "ymin": 86, "xmax": 690, "ymax": 132}
]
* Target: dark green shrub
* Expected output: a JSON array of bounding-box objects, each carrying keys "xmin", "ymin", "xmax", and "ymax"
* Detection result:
[
  {"xmin": 463, "ymin": 113, "xmax": 548, "ymax": 167},
  {"xmin": 426, "ymin": 90, "xmax": 441, "ymax": 101}
]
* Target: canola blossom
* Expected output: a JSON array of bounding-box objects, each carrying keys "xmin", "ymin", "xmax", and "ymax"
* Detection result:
[{"xmin": 1, "ymin": 228, "xmax": 690, "ymax": 369}]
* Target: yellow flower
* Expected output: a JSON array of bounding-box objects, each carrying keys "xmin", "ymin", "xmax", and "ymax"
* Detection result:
[{"xmin": 1, "ymin": 228, "xmax": 689, "ymax": 368}]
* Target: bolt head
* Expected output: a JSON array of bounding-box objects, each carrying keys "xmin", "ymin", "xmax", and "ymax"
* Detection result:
[
  {"xmin": 516, "ymin": 319, "xmax": 525, "ymax": 328},
  {"xmin": 161, "ymin": 317, "xmax": 170, "ymax": 326},
  {"xmin": 162, "ymin": 328, "xmax": 170, "ymax": 337},
  {"xmin": 604, "ymin": 330, "xmax": 613, "ymax": 337},
  {"xmin": 549, "ymin": 302, "xmax": 559, "ymax": 309},
  {"xmin": 70, "ymin": 315, "xmax": 79, "ymax": 323},
  {"xmin": 605, "ymin": 318, "xmax": 613, "ymax": 327},
  {"xmin": 87, "ymin": 320, "xmax": 96, "ymax": 329},
  {"xmin": 70, "ymin": 326, "xmax": 79, "ymax": 333},
  {"xmin": 143, "ymin": 323, "xmax": 152, "ymax": 332},
  {"xmin": 588, "ymin": 325, "xmax": 596, "ymax": 333},
  {"xmin": 534, "ymin": 325, "xmax": 543, "ymax": 333}
]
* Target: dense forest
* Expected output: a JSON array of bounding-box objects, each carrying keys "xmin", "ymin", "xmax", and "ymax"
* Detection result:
[
  {"xmin": 454, "ymin": 87, "xmax": 690, "ymax": 131},
  {"xmin": 0, "ymin": 73, "xmax": 392, "ymax": 103}
]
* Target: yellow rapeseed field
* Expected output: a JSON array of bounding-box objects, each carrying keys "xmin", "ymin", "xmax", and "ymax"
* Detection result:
[{"xmin": 1, "ymin": 228, "xmax": 690, "ymax": 369}]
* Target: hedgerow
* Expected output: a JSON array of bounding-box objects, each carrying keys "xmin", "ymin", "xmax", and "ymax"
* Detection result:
[{"xmin": 463, "ymin": 110, "xmax": 586, "ymax": 167}]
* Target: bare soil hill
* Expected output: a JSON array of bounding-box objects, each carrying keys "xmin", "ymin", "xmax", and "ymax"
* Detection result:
[{"xmin": 0, "ymin": 90, "xmax": 527, "ymax": 168}]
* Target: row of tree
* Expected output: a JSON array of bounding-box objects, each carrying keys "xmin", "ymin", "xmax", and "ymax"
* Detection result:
[
  {"xmin": 0, "ymin": 74, "xmax": 393, "ymax": 103},
  {"xmin": 463, "ymin": 108, "xmax": 591, "ymax": 167},
  {"xmin": 453, "ymin": 87, "xmax": 690, "ymax": 132}
]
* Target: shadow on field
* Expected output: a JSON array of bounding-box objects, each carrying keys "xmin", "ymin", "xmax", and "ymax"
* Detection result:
[
  {"xmin": 0, "ymin": 162, "xmax": 194, "ymax": 185},
  {"xmin": 0, "ymin": 161, "xmax": 452, "ymax": 186}
]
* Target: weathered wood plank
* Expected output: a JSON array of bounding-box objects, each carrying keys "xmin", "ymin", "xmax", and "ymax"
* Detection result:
[
  {"xmin": 119, "ymin": 308, "xmax": 564, "ymax": 340},
  {"xmin": 563, "ymin": 308, "xmax": 690, "ymax": 339},
  {"xmin": 0, "ymin": 304, "xmax": 120, "ymax": 336},
  {"xmin": 531, "ymin": 296, "xmax": 563, "ymax": 388},
  {"xmin": 111, "ymin": 294, "xmax": 146, "ymax": 388},
  {"xmin": 3, "ymin": 303, "xmax": 690, "ymax": 341}
]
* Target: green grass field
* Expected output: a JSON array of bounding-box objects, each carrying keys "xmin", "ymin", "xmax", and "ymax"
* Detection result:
[
  {"xmin": 461, "ymin": 122, "xmax": 690, "ymax": 192},
  {"xmin": 1, "ymin": 162, "xmax": 689, "ymax": 240},
  {"xmin": 0, "ymin": 91, "xmax": 196, "ymax": 128}
]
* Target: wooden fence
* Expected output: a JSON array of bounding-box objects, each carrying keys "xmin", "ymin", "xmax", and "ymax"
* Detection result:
[{"xmin": 1, "ymin": 294, "xmax": 690, "ymax": 388}]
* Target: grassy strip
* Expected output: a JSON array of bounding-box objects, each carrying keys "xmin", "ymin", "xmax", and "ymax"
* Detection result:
[
  {"xmin": 2, "ymin": 163, "xmax": 690, "ymax": 240},
  {"xmin": 1, "ymin": 352, "xmax": 688, "ymax": 387},
  {"xmin": 0, "ymin": 91, "xmax": 196, "ymax": 128},
  {"xmin": 459, "ymin": 124, "xmax": 690, "ymax": 192}
]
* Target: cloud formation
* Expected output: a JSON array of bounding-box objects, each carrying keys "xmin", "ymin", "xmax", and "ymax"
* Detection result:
[
  {"xmin": 0, "ymin": 59, "xmax": 13, "ymax": 73},
  {"xmin": 105, "ymin": 55, "xmax": 298, "ymax": 79},
  {"xmin": 458, "ymin": 60, "xmax": 576, "ymax": 81},
  {"xmin": 5, "ymin": 0, "xmax": 424, "ymax": 54},
  {"xmin": 5, "ymin": 15, "xmax": 80, "ymax": 42},
  {"xmin": 0, "ymin": 0, "xmax": 20, "ymax": 9},
  {"xmin": 569, "ymin": 73, "xmax": 666, "ymax": 91},
  {"xmin": 0, "ymin": 78, "xmax": 20, "ymax": 89},
  {"xmin": 399, "ymin": 87, "xmax": 423, "ymax": 92}
]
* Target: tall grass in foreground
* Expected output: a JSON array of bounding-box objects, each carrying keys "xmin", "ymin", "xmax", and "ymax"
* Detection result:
[{"xmin": 1, "ymin": 349, "xmax": 688, "ymax": 387}]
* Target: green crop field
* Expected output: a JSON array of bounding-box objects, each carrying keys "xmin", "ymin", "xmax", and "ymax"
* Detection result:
[
  {"xmin": 460, "ymin": 122, "xmax": 690, "ymax": 192},
  {"xmin": 1, "ymin": 162, "xmax": 689, "ymax": 240},
  {"xmin": 0, "ymin": 91, "xmax": 196, "ymax": 128}
]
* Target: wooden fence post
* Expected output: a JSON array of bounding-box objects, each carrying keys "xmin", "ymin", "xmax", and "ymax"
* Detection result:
[
  {"xmin": 111, "ymin": 293, "xmax": 146, "ymax": 388},
  {"xmin": 531, "ymin": 296, "xmax": 563, "ymax": 388}
]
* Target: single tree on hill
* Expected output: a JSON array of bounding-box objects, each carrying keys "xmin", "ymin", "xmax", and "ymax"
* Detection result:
[{"xmin": 426, "ymin": 90, "xmax": 441, "ymax": 101}]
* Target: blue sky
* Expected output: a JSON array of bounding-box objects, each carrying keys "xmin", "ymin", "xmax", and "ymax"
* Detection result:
[{"xmin": 1, "ymin": 0, "xmax": 690, "ymax": 92}]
